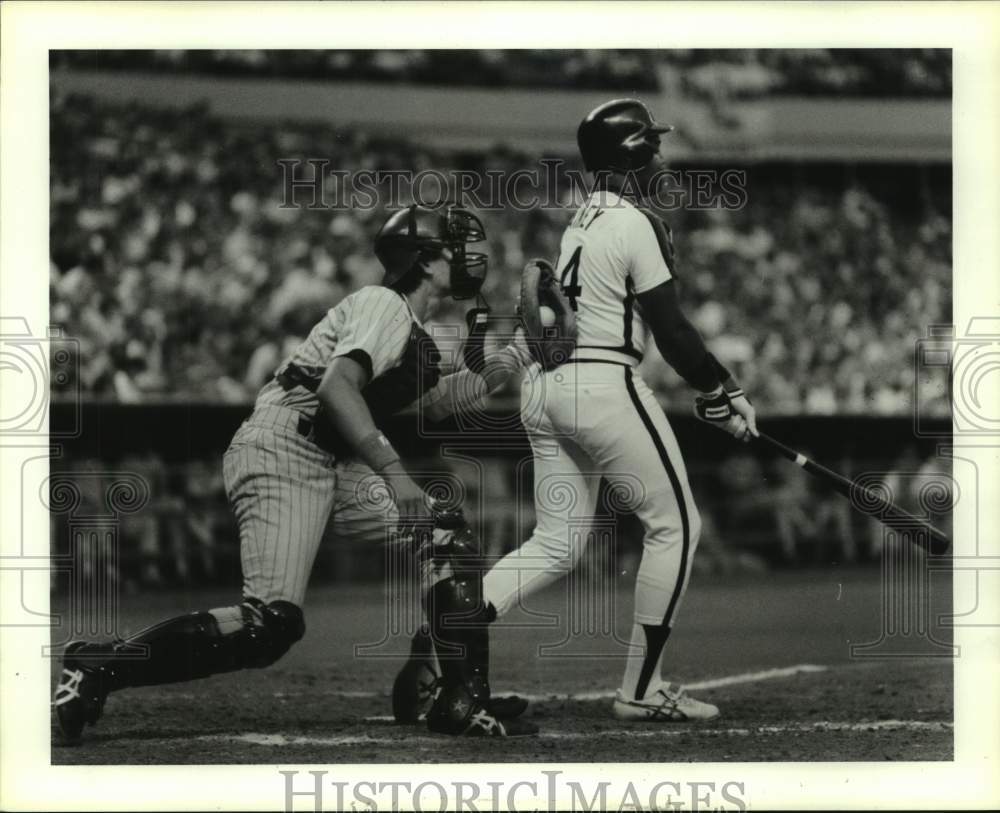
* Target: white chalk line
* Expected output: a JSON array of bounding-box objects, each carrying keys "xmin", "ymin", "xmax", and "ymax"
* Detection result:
[
  {"xmin": 199, "ymin": 720, "xmax": 953, "ymax": 749},
  {"xmin": 158, "ymin": 664, "xmax": 830, "ymax": 703},
  {"xmin": 354, "ymin": 664, "xmax": 831, "ymax": 720},
  {"xmin": 516, "ymin": 663, "xmax": 830, "ymax": 702}
]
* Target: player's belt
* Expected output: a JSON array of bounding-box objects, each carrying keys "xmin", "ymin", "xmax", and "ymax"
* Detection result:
[
  {"xmin": 566, "ymin": 347, "xmax": 640, "ymax": 367},
  {"xmin": 275, "ymin": 363, "xmax": 319, "ymax": 392},
  {"xmin": 246, "ymin": 405, "xmax": 349, "ymax": 458},
  {"xmin": 245, "ymin": 405, "xmax": 304, "ymax": 434}
]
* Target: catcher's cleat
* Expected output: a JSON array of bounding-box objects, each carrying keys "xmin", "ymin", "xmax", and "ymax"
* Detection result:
[
  {"xmin": 392, "ymin": 626, "xmax": 530, "ymax": 723},
  {"xmin": 392, "ymin": 626, "xmax": 440, "ymax": 724},
  {"xmin": 612, "ymin": 683, "xmax": 719, "ymax": 722},
  {"xmin": 53, "ymin": 642, "xmax": 111, "ymax": 745},
  {"xmin": 426, "ymin": 684, "xmax": 538, "ymax": 737}
]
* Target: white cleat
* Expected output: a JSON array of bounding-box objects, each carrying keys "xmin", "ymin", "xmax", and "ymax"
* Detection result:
[{"xmin": 613, "ymin": 683, "xmax": 720, "ymax": 722}]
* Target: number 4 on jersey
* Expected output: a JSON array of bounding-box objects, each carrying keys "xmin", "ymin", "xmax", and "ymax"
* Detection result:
[{"xmin": 559, "ymin": 246, "xmax": 582, "ymax": 311}]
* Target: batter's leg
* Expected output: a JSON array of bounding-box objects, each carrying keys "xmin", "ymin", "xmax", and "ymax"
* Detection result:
[
  {"xmin": 590, "ymin": 370, "xmax": 706, "ymax": 707},
  {"xmin": 482, "ymin": 430, "xmax": 600, "ymax": 619}
]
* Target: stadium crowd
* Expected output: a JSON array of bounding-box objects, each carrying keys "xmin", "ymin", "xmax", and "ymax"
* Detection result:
[
  {"xmin": 51, "ymin": 439, "xmax": 951, "ymax": 591},
  {"xmin": 53, "ymin": 49, "xmax": 951, "ymax": 98},
  {"xmin": 50, "ymin": 92, "xmax": 950, "ymax": 416}
]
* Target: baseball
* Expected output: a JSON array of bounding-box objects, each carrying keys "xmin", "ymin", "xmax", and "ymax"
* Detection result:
[{"xmin": 539, "ymin": 305, "xmax": 556, "ymax": 327}]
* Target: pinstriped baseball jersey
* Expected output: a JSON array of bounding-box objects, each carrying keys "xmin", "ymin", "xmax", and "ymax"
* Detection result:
[
  {"xmin": 256, "ymin": 285, "xmax": 416, "ymax": 414},
  {"xmin": 225, "ymin": 284, "xmax": 438, "ymax": 607},
  {"xmin": 557, "ymin": 190, "xmax": 675, "ymax": 360}
]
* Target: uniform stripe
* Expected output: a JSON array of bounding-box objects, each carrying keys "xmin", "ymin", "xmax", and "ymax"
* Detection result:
[
  {"xmin": 622, "ymin": 275, "xmax": 636, "ymax": 357},
  {"xmin": 638, "ymin": 208, "xmax": 677, "ymax": 277},
  {"xmin": 635, "ymin": 623, "xmax": 671, "ymax": 700},
  {"xmin": 623, "ymin": 367, "xmax": 691, "ymax": 697},
  {"xmin": 564, "ymin": 359, "xmax": 631, "ymax": 367},
  {"xmin": 574, "ymin": 277, "xmax": 642, "ymax": 361}
]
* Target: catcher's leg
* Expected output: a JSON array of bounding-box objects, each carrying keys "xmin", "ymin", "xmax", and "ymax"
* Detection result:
[
  {"xmin": 332, "ymin": 462, "xmax": 532, "ymax": 728},
  {"xmin": 54, "ymin": 420, "xmax": 336, "ymax": 745},
  {"xmin": 54, "ymin": 599, "xmax": 305, "ymax": 744},
  {"xmin": 422, "ymin": 514, "xmax": 537, "ymax": 736},
  {"xmin": 391, "ymin": 624, "xmax": 529, "ymax": 724}
]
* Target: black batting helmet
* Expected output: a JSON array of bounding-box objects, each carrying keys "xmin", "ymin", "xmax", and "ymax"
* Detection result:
[
  {"xmin": 577, "ymin": 98, "xmax": 674, "ymax": 173},
  {"xmin": 374, "ymin": 204, "xmax": 488, "ymax": 300}
]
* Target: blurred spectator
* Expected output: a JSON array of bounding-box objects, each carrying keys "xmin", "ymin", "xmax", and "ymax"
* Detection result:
[
  {"xmin": 52, "ymin": 49, "xmax": 950, "ymax": 97},
  {"xmin": 867, "ymin": 445, "xmax": 952, "ymax": 558},
  {"xmin": 50, "ymin": 92, "xmax": 950, "ymax": 417},
  {"xmin": 766, "ymin": 458, "xmax": 854, "ymax": 565}
]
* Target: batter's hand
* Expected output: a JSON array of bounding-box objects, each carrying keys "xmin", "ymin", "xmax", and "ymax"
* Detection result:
[
  {"xmin": 694, "ymin": 388, "xmax": 758, "ymax": 443},
  {"xmin": 729, "ymin": 393, "xmax": 758, "ymax": 438}
]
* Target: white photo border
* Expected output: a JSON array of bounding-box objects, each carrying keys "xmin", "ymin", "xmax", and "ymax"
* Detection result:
[{"xmin": 1, "ymin": 1, "xmax": 998, "ymax": 810}]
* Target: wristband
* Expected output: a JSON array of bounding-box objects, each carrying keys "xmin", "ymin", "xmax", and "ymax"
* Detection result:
[
  {"xmin": 357, "ymin": 430, "xmax": 401, "ymax": 472},
  {"xmin": 707, "ymin": 353, "xmax": 743, "ymax": 397}
]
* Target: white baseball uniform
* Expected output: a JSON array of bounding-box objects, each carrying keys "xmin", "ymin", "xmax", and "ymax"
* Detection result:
[
  {"xmin": 483, "ymin": 189, "xmax": 703, "ymax": 701},
  {"xmin": 223, "ymin": 285, "xmax": 426, "ymax": 607}
]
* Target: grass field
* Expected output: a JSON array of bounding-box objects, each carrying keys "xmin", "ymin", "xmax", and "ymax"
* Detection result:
[{"xmin": 51, "ymin": 565, "xmax": 954, "ymax": 764}]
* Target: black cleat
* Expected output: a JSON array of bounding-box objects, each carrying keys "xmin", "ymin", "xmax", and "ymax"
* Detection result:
[
  {"xmin": 392, "ymin": 626, "xmax": 530, "ymax": 723},
  {"xmin": 392, "ymin": 626, "xmax": 440, "ymax": 724},
  {"xmin": 53, "ymin": 642, "xmax": 111, "ymax": 745},
  {"xmin": 426, "ymin": 684, "xmax": 538, "ymax": 737}
]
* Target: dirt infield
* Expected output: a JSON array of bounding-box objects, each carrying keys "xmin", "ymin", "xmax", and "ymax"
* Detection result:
[{"xmin": 51, "ymin": 566, "xmax": 953, "ymax": 764}]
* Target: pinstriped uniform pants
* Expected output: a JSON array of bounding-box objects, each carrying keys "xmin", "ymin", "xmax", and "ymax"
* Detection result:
[{"xmin": 222, "ymin": 406, "xmax": 396, "ymax": 607}]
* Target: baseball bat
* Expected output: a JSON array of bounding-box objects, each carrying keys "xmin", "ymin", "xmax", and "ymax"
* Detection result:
[{"xmin": 754, "ymin": 431, "xmax": 951, "ymax": 555}]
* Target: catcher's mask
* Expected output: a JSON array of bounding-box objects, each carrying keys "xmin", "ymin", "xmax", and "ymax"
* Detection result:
[{"xmin": 374, "ymin": 204, "xmax": 488, "ymax": 301}]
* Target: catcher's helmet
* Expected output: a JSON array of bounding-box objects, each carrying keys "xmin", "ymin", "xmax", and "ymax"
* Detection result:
[
  {"xmin": 374, "ymin": 204, "xmax": 488, "ymax": 300},
  {"xmin": 577, "ymin": 98, "xmax": 674, "ymax": 173}
]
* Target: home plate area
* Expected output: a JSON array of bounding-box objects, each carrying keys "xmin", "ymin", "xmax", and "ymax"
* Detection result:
[{"xmin": 51, "ymin": 569, "xmax": 954, "ymax": 764}]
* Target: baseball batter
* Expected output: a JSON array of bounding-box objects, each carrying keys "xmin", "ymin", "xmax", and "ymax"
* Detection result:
[
  {"xmin": 54, "ymin": 205, "xmax": 535, "ymax": 742},
  {"xmin": 396, "ymin": 99, "xmax": 757, "ymax": 723}
]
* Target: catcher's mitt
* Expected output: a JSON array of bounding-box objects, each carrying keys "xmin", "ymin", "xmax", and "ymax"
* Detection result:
[{"xmin": 517, "ymin": 258, "xmax": 577, "ymax": 371}]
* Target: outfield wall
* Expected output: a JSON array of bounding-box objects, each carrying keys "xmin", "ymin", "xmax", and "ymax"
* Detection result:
[
  {"xmin": 50, "ymin": 69, "xmax": 950, "ymax": 161},
  {"xmin": 48, "ymin": 404, "xmax": 952, "ymax": 589}
]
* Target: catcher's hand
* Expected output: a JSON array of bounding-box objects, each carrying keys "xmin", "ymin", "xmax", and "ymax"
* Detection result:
[
  {"xmin": 517, "ymin": 258, "xmax": 577, "ymax": 371},
  {"xmin": 380, "ymin": 462, "xmax": 434, "ymax": 537}
]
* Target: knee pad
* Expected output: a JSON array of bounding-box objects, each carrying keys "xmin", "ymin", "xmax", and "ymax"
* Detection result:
[
  {"xmin": 421, "ymin": 512, "xmax": 485, "ymax": 592},
  {"xmin": 240, "ymin": 599, "xmax": 305, "ymax": 667},
  {"xmin": 426, "ymin": 573, "xmax": 494, "ymax": 628},
  {"xmin": 108, "ymin": 600, "xmax": 305, "ymax": 688},
  {"xmin": 423, "ymin": 514, "xmax": 492, "ymax": 628}
]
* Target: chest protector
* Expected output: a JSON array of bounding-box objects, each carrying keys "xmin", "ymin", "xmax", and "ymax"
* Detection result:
[{"xmin": 363, "ymin": 322, "xmax": 442, "ymax": 423}]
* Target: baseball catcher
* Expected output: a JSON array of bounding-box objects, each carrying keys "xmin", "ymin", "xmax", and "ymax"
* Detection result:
[{"xmin": 53, "ymin": 204, "xmax": 537, "ymax": 743}]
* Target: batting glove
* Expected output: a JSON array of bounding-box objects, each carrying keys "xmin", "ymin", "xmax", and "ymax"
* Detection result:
[{"xmin": 694, "ymin": 386, "xmax": 757, "ymax": 443}]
